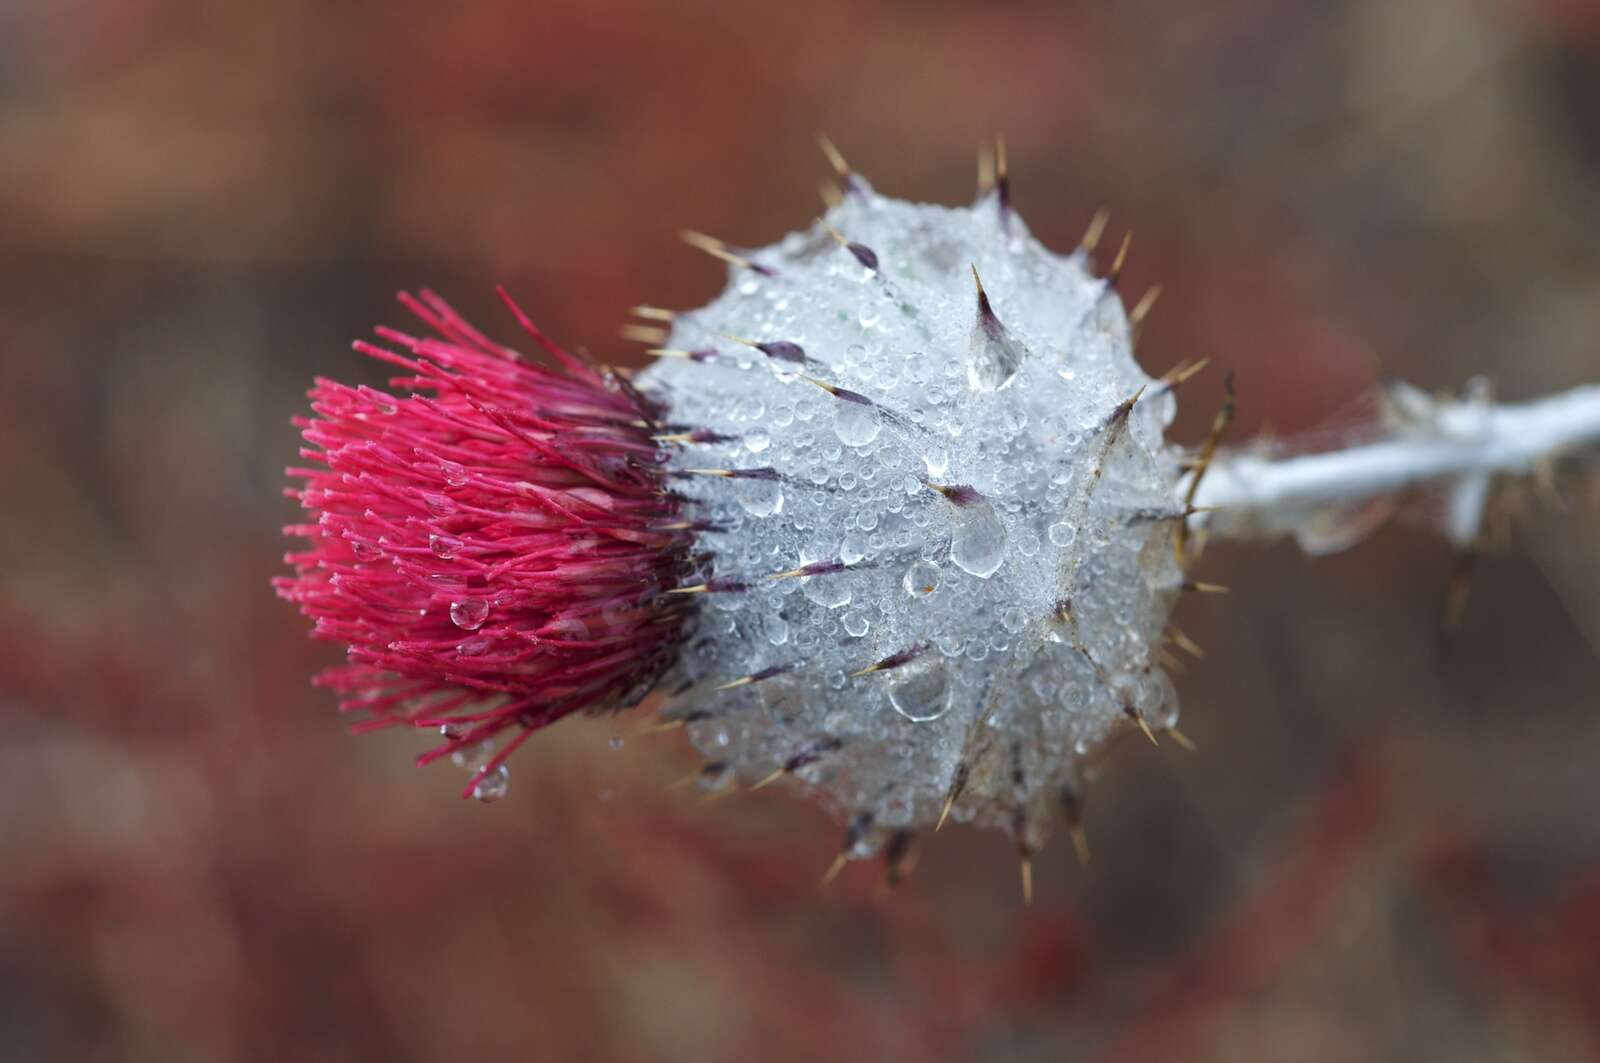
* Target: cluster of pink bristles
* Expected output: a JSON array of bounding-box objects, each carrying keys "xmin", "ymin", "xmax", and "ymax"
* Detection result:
[{"xmin": 274, "ymin": 290, "xmax": 697, "ymax": 797}]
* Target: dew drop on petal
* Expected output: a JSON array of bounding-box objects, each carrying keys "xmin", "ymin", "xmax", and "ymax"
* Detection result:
[
  {"xmin": 429, "ymin": 534, "xmax": 459, "ymax": 559},
  {"xmin": 472, "ymin": 764, "xmax": 510, "ymax": 803},
  {"xmin": 887, "ymin": 656, "xmax": 952, "ymax": 722},
  {"xmin": 450, "ymin": 598, "xmax": 489, "ymax": 630},
  {"xmin": 745, "ymin": 427, "xmax": 771, "ymax": 454},
  {"xmin": 439, "ymin": 460, "xmax": 469, "ymax": 487},
  {"xmin": 842, "ymin": 611, "xmax": 869, "ymax": 637},
  {"xmin": 455, "ymin": 636, "xmax": 492, "ymax": 656}
]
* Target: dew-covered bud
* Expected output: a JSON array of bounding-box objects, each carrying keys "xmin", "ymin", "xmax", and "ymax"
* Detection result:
[{"xmin": 642, "ymin": 171, "xmax": 1188, "ymax": 862}]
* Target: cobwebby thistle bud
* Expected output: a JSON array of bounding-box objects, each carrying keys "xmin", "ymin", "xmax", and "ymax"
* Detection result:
[{"xmin": 640, "ymin": 164, "xmax": 1188, "ymax": 876}]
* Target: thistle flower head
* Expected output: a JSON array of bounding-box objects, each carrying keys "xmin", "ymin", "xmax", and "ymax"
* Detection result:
[
  {"xmin": 280, "ymin": 146, "xmax": 1200, "ymax": 884},
  {"xmin": 275, "ymin": 290, "xmax": 696, "ymax": 799}
]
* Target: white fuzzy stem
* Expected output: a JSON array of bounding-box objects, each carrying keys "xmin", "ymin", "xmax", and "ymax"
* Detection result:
[{"xmin": 1188, "ymin": 383, "xmax": 1600, "ymax": 552}]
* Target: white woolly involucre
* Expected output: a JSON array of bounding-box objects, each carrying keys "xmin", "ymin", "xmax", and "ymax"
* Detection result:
[{"xmin": 639, "ymin": 182, "xmax": 1187, "ymax": 861}]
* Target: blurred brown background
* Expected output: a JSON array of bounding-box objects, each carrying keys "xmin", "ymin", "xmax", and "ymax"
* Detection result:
[{"xmin": 2, "ymin": 1, "xmax": 1599, "ymax": 1060}]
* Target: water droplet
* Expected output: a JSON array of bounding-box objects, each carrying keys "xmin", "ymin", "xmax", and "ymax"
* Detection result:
[
  {"xmin": 736, "ymin": 478, "xmax": 784, "ymax": 517},
  {"xmin": 439, "ymin": 460, "xmax": 469, "ymax": 486},
  {"xmin": 451, "ymin": 739, "xmax": 494, "ymax": 772},
  {"xmin": 450, "ymin": 598, "xmax": 489, "ymax": 630},
  {"xmin": 349, "ymin": 540, "xmax": 381, "ymax": 561},
  {"xmin": 472, "ymin": 764, "xmax": 510, "ymax": 803},
  {"xmin": 429, "ymin": 534, "xmax": 460, "ymax": 559},
  {"xmin": 840, "ymin": 533, "xmax": 869, "ymax": 565},
  {"xmin": 608, "ymin": 735, "xmax": 624, "ymax": 751},
  {"xmin": 745, "ymin": 427, "xmax": 771, "ymax": 454},
  {"xmin": 456, "ymin": 636, "xmax": 492, "ymax": 656},
  {"xmin": 903, "ymin": 561, "xmax": 940, "ymax": 596},
  {"xmin": 767, "ymin": 615, "xmax": 790, "ymax": 646},
  {"xmin": 1154, "ymin": 671, "xmax": 1180, "ymax": 730},
  {"xmin": 922, "ymin": 446, "xmax": 949, "ymax": 477},
  {"xmin": 698, "ymin": 765, "xmax": 734, "ymax": 793},
  {"xmin": 1048, "ymin": 521, "xmax": 1077, "ymax": 548},
  {"xmin": 1110, "ymin": 671, "xmax": 1163, "ymax": 715},
  {"xmin": 801, "ymin": 570, "xmax": 851, "ymax": 609},
  {"xmin": 887, "ymin": 656, "xmax": 952, "ymax": 722},
  {"xmin": 422, "ymin": 493, "xmax": 457, "ymax": 516},
  {"xmin": 833, "ymin": 402, "xmax": 881, "ymax": 447},
  {"xmin": 948, "ymin": 496, "xmax": 1008, "ymax": 579},
  {"xmin": 842, "ymin": 611, "xmax": 869, "ymax": 637}
]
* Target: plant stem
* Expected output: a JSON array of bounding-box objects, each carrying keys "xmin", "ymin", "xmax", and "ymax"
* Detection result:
[{"xmin": 1188, "ymin": 383, "xmax": 1600, "ymax": 552}]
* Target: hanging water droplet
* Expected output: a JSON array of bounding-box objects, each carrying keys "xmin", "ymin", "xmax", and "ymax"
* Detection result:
[
  {"xmin": 429, "ymin": 533, "xmax": 460, "ymax": 559},
  {"xmin": 903, "ymin": 561, "xmax": 940, "ymax": 596},
  {"xmin": 698, "ymin": 764, "xmax": 734, "ymax": 793},
  {"xmin": 948, "ymin": 496, "xmax": 1008, "ymax": 579},
  {"xmin": 471, "ymin": 764, "xmax": 510, "ymax": 803},
  {"xmin": 1110, "ymin": 671, "xmax": 1162, "ymax": 715},
  {"xmin": 1153, "ymin": 670, "xmax": 1180, "ymax": 730},
  {"xmin": 439, "ymin": 459, "xmax": 469, "ymax": 486},
  {"xmin": 450, "ymin": 598, "xmax": 489, "ymax": 630},
  {"xmin": 833, "ymin": 401, "xmax": 881, "ymax": 447},
  {"xmin": 842, "ymin": 611, "xmax": 869, "ymax": 637},
  {"xmin": 451, "ymin": 739, "xmax": 494, "ymax": 772},
  {"xmin": 736, "ymin": 478, "xmax": 784, "ymax": 517},
  {"xmin": 422, "ymin": 493, "xmax": 457, "ymax": 516},
  {"xmin": 887, "ymin": 656, "xmax": 952, "ymax": 722}
]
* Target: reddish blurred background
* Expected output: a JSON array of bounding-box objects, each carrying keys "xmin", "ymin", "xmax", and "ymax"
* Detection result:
[{"xmin": 3, "ymin": 1, "xmax": 1600, "ymax": 1060}]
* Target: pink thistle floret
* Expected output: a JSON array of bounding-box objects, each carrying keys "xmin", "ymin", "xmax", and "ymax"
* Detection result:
[{"xmin": 275, "ymin": 289, "xmax": 697, "ymax": 796}]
